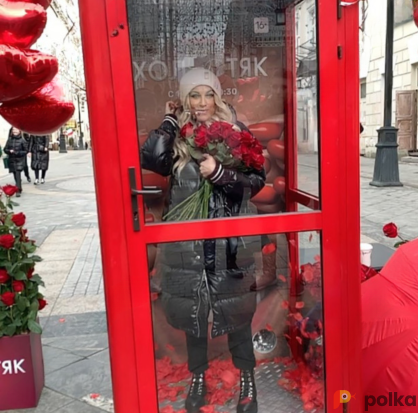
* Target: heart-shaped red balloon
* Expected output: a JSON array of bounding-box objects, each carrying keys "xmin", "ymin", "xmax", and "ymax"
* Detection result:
[
  {"xmin": 0, "ymin": 80, "xmax": 75, "ymax": 134},
  {"xmin": 0, "ymin": 0, "xmax": 47, "ymax": 48},
  {"xmin": 6, "ymin": 0, "xmax": 51, "ymax": 9},
  {"xmin": 0, "ymin": 45, "xmax": 58, "ymax": 102}
]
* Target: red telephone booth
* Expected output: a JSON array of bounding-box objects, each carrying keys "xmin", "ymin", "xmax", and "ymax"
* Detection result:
[{"xmin": 78, "ymin": 0, "xmax": 362, "ymax": 412}]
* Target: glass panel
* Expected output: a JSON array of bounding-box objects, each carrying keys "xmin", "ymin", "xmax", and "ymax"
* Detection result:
[
  {"xmin": 295, "ymin": 0, "xmax": 319, "ymax": 197},
  {"xmin": 148, "ymin": 231, "xmax": 324, "ymax": 412},
  {"xmin": 126, "ymin": 0, "xmax": 320, "ymax": 224}
]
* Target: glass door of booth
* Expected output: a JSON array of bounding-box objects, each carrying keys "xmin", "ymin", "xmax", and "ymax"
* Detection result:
[
  {"xmin": 79, "ymin": 0, "xmax": 361, "ymax": 412},
  {"xmin": 128, "ymin": 1, "xmax": 324, "ymax": 412}
]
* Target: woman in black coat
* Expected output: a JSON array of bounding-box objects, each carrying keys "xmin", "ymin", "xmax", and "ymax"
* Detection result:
[
  {"xmin": 22, "ymin": 133, "xmax": 31, "ymax": 183},
  {"xmin": 4, "ymin": 128, "xmax": 29, "ymax": 197},
  {"xmin": 141, "ymin": 68, "xmax": 265, "ymax": 413},
  {"xmin": 28, "ymin": 135, "xmax": 49, "ymax": 184}
]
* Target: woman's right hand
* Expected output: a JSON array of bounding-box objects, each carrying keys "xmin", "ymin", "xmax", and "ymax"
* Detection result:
[{"xmin": 165, "ymin": 100, "xmax": 179, "ymax": 115}]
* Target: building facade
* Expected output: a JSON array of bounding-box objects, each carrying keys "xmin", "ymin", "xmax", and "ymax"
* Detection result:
[{"xmin": 360, "ymin": 0, "xmax": 418, "ymax": 156}]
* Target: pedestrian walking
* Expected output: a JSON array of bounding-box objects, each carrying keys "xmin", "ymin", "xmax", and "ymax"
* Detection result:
[
  {"xmin": 4, "ymin": 127, "xmax": 29, "ymax": 197},
  {"xmin": 29, "ymin": 135, "xmax": 49, "ymax": 184},
  {"xmin": 22, "ymin": 133, "xmax": 31, "ymax": 183}
]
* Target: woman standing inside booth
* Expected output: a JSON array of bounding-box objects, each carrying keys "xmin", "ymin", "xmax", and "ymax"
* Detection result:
[{"xmin": 141, "ymin": 68, "xmax": 266, "ymax": 413}]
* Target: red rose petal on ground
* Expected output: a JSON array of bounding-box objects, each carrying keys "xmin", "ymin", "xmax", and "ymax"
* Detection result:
[
  {"xmin": 90, "ymin": 393, "xmax": 100, "ymax": 399},
  {"xmin": 165, "ymin": 344, "xmax": 175, "ymax": 352},
  {"xmin": 304, "ymin": 402, "xmax": 316, "ymax": 411},
  {"xmin": 281, "ymin": 300, "xmax": 289, "ymax": 309},
  {"xmin": 151, "ymin": 292, "xmax": 159, "ymax": 301},
  {"xmin": 220, "ymin": 370, "xmax": 236, "ymax": 388},
  {"xmin": 262, "ymin": 243, "xmax": 276, "ymax": 255},
  {"xmin": 293, "ymin": 313, "xmax": 303, "ymax": 321},
  {"xmin": 295, "ymin": 301, "xmax": 305, "ymax": 309},
  {"xmin": 303, "ymin": 267, "xmax": 314, "ymax": 283},
  {"xmin": 59, "ymin": 318, "xmax": 65, "ymax": 323},
  {"xmin": 160, "ymin": 406, "xmax": 175, "ymax": 413},
  {"xmin": 314, "ymin": 254, "xmax": 321, "ymax": 262},
  {"xmin": 200, "ymin": 405, "xmax": 216, "ymax": 413},
  {"xmin": 265, "ymin": 323, "xmax": 273, "ymax": 331},
  {"xmin": 278, "ymin": 274, "xmax": 287, "ymax": 283}
]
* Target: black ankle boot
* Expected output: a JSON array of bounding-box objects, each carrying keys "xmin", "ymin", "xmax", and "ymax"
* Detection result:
[
  {"xmin": 185, "ymin": 372, "xmax": 206, "ymax": 413},
  {"xmin": 237, "ymin": 370, "xmax": 258, "ymax": 413}
]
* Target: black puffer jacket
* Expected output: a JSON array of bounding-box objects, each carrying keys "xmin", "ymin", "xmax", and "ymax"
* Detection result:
[
  {"xmin": 4, "ymin": 133, "xmax": 28, "ymax": 173},
  {"xmin": 141, "ymin": 114, "xmax": 266, "ymax": 338},
  {"xmin": 29, "ymin": 135, "xmax": 49, "ymax": 171}
]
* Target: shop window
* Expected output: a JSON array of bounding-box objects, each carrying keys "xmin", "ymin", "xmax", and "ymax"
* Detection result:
[{"xmin": 361, "ymin": 81, "xmax": 367, "ymax": 99}]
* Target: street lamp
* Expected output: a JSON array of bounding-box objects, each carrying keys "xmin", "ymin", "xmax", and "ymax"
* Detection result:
[
  {"xmin": 77, "ymin": 92, "xmax": 85, "ymax": 150},
  {"xmin": 370, "ymin": 0, "xmax": 403, "ymax": 187},
  {"xmin": 59, "ymin": 127, "xmax": 67, "ymax": 154}
]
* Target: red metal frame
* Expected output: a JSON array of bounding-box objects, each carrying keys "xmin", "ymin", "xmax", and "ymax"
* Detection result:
[{"xmin": 78, "ymin": 0, "xmax": 362, "ymax": 411}]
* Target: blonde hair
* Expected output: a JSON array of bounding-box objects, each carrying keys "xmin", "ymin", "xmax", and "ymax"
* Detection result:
[{"xmin": 173, "ymin": 93, "xmax": 236, "ymax": 172}]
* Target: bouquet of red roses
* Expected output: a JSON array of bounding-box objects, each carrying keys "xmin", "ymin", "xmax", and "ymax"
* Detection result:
[{"xmin": 164, "ymin": 121, "xmax": 264, "ymax": 221}]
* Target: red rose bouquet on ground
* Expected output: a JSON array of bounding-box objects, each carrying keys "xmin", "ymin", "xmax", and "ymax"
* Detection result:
[
  {"xmin": 164, "ymin": 121, "xmax": 264, "ymax": 221},
  {"xmin": 0, "ymin": 185, "xmax": 46, "ymax": 337}
]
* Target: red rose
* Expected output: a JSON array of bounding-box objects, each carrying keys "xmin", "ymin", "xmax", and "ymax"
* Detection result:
[
  {"xmin": 232, "ymin": 147, "xmax": 242, "ymax": 160},
  {"xmin": 226, "ymin": 132, "xmax": 242, "ymax": 148},
  {"xmin": 0, "ymin": 269, "xmax": 10, "ymax": 284},
  {"xmin": 194, "ymin": 125, "xmax": 209, "ymax": 148},
  {"xmin": 383, "ymin": 223, "xmax": 398, "ymax": 238},
  {"xmin": 12, "ymin": 280, "xmax": 25, "ymax": 292},
  {"xmin": 1, "ymin": 292, "xmax": 15, "ymax": 306},
  {"xmin": 208, "ymin": 122, "xmax": 224, "ymax": 140},
  {"xmin": 208, "ymin": 121, "xmax": 234, "ymax": 141},
  {"xmin": 27, "ymin": 267, "xmax": 35, "ymax": 279},
  {"xmin": 2, "ymin": 185, "xmax": 18, "ymax": 197},
  {"xmin": 0, "ymin": 234, "xmax": 15, "ymax": 249},
  {"xmin": 12, "ymin": 212, "xmax": 26, "ymax": 227},
  {"xmin": 240, "ymin": 130, "xmax": 254, "ymax": 146},
  {"xmin": 252, "ymin": 154, "xmax": 265, "ymax": 171},
  {"xmin": 38, "ymin": 298, "xmax": 47, "ymax": 310},
  {"xmin": 180, "ymin": 122, "xmax": 194, "ymax": 138}
]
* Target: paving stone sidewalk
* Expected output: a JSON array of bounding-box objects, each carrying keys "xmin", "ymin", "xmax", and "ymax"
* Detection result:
[{"xmin": 2, "ymin": 151, "xmax": 418, "ymax": 413}]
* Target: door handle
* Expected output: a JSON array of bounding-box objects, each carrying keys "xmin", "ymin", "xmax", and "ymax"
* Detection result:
[
  {"xmin": 131, "ymin": 186, "xmax": 162, "ymax": 196},
  {"xmin": 128, "ymin": 167, "xmax": 163, "ymax": 232}
]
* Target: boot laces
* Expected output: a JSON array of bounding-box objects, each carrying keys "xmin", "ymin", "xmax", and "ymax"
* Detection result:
[
  {"xmin": 240, "ymin": 370, "xmax": 255, "ymax": 399},
  {"xmin": 189, "ymin": 374, "xmax": 205, "ymax": 395}
]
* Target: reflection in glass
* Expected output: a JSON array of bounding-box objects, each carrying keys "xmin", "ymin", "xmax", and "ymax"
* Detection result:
[
  {"xmin": 128, "ymin": 0, "xmax": 297, "ymax": 223},
  {"xmin": 295, "ymin": 0, "xmax": 320, "ymax": 197},
  {"xmin": 149, "ymin": 231, "xmax": 324, "ymax": 413}
]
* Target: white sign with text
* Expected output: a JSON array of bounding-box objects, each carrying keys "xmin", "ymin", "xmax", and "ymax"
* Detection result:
[{"xmin": 254, "ymin": 17, "xmax": 269, "ymax": 34}]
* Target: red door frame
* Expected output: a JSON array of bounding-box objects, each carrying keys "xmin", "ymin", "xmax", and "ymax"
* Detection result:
[{"xmin": 78, "ymin": 0, "xmax": 362, "ymax": 412}]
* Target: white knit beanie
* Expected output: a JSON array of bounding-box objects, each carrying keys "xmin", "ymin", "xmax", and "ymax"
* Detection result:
[{"xmin": 179, "ymin": 67, "xmax": 222, "ymax": 103}]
